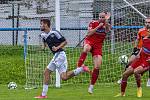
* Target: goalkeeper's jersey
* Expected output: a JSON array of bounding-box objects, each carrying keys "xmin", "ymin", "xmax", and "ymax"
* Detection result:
[
  {"xmin": 40, "ymin": 30, "xmax": 66, "ymax": 54},
  {"xmin": 137, "ymin": 27, "xmax": 149, "ymax": 49}
]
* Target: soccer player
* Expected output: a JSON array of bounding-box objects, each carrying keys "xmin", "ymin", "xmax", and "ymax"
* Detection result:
[
  {"xmin": 34, "ymin": 19, "xmax": 90, "ymax": 99},
  {"xmin": 117, "ymin": 17, "xmax": 150, "ymax": 85},
  {"xmin": 77, "ymin": 12, "xmax": 111, "ymax": 94},
  {"xmin": 115, "ymin": 30, "xmax": 150, "ymax": 98}
]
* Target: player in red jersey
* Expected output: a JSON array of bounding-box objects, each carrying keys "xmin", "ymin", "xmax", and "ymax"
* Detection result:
[
  {"xmin": 115, "ymin": 30, "xmax": 150, "ymax": 98},
  {"xmin": 77, "ymin": 12, "xmax": 111, "ymax": 94},
  {"xmin": 117, "ymin": 17, "xmax": 150, "ymax": 85}
]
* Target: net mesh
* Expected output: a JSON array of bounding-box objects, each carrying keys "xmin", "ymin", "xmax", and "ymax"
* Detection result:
[{"xmin": 0, "ymin": 0, "xmax": 150, "ymax": 88}]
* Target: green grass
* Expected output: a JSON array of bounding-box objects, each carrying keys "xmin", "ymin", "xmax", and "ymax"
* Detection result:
[
  {"xmin": 0, "ymin": 43, "xmax": 150, "ymax": 100},
  {"xmin": 0, "ymin": 45, "xmax": 25, "ymax": 84},
  {"xmin": 1, "ymin": 84, "xmax": 150, "ymax": 100}
]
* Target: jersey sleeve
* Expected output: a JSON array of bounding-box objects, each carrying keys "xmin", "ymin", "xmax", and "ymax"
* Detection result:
[
  {"xmin": 137, "ymin": 30, "xmax": 141, "ymax": 41},
  {"xmin": 54, "ymin": 30, "xmax": 66, "ymax": 42},
  {"xmin": 59, "ymin": 36, "xmax": 66, "ymax": 42},
  {"xmin": 88, "ymin": 21, "xmax": 93, "ymax": 30},
  {"xmin": 88, "ymin": 21, "xmax": 97, "ymax": 30},
  {"xmin": 39, "ymin": 33, "xmax": 46, "ymax": 42}
]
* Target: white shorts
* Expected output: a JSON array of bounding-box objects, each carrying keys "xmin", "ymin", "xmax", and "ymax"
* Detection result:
[{"xmin": 47, "ymin": 51, "xmax": 68, "ymax": 74}]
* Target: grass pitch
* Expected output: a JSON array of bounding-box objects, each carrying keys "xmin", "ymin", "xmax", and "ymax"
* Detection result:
[{"xmin": 1, "ymin": 84, "xmax": 150, "ymax": 100}]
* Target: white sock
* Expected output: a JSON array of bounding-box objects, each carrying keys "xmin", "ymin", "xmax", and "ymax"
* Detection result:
[
  {"xmin": 42, "ymin": 84, "xmax": 48, "ymax": 96},
  {"xmin": 73, "ymin": 67, "xmax": 83, "ymax": 75},
  {"xmin": 89, "ymin": 85, "xmax": 94, "ymax": 89}
]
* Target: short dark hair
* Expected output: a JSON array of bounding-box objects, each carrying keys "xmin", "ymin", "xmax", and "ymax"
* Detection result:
[{"xmin": 41, "ymin": 19, "xmax": 51, "ymax": 27}]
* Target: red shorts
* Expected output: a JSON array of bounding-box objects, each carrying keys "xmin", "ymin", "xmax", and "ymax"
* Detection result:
[
  {"xmin": 84, "ymin": 39, "xmax": 103, "ymax": 56},
  {"xmin": 130, "ymin": 51, "xmax": 150, "ymax": 70}
]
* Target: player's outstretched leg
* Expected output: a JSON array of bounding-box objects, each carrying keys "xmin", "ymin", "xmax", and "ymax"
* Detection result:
[
  {"xmin": 61, "ymin": 64, "xmax": 90, "ymax": 81},
  {"xmin": 77, "ymin": 52, "xmax": 87, "ymax": 67},
  {"xmin": 117, "ymin": 62, "xmax": 130, "ymax": 84},
  {"xmin": 115, "ymin": 67, "xmax": 133, "ymax": 97},
  {"xmin": 77, "ymin": 44, "xmax": 91, "ymax": 67},
  {"xmin": 73, "ymin": 64, "xmax": 90, "ymax": 75},
  {"xmin": 134, "ymin": 68, "xmax": 143, "ymax": 97}
]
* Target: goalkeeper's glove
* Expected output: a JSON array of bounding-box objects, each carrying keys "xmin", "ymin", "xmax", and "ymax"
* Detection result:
[{"xmin": 133, "ymin": 47, "xmax": 139, "ymax": 52}]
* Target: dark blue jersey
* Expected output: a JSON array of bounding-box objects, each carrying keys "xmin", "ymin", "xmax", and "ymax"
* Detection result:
[{"xmin": 40, "ymin": 30, "xmax": 66, "ymax": 54}]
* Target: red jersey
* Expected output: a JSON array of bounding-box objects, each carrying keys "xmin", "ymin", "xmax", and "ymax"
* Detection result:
[
  {"xmin": 142, "ymin": 37, "xmax": 150, "ymax": 55},
  {"xmin": 86, "ymin": 20, "xmax": 106, "ymax": 43},
  {"xmin": 131, "ymin": 36, "xmax": 150, "ymax": 69},
  {"xmin": 137, "ymin": 27, "xmax": 149, "ymax": 48}
]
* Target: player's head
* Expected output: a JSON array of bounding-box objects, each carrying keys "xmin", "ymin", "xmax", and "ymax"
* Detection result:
[
  {"xmin": 40, "ymin": 19, "xmax": 51, "ymax": 31},
  {"xmin": 98, "ymin": 12, "xmax": 106, "ymax": 22},
  {"xmin": 145, "ymin": 17, "xmax": 150, "ymax": 29}
]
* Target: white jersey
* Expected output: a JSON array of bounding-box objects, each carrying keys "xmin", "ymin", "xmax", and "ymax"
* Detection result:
[
  {"xmin": 40, "ymin": 30, "xmax": 67, "ymax": 74},
  {"xmin": 40, "ymin": 30, "xmax": 66, "ymax": 54}
]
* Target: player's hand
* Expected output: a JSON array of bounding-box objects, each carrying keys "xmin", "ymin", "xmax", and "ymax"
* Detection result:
[
  {"xmin": 105, "ymin": 12, "xmax": 111, "ymax": 20},
  {"xmin": 133, "ymin": 47, "xmax": 138, "ymax": 52},
  {"xmin": 148, "ymin": 29, "xmax": 150, "ymax": 34},
  {"xmin": 98, "ymin": 22, "xmax": 104, "ymax": 28},
  {"xmin": 52, "ymin": 46, "xmax": 59, "ymax": 51}
]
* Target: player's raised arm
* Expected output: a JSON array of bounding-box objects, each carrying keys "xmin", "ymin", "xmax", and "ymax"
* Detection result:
[
  {"xmin": 87, "ymin": 12, "xmax": 111, "ymax": 36},
  {"xmin": 87, "ymin": 21, "xmax": 104, "ymax": 36},
  {"xmin": 104, "ymin": 12, "xmax": 111, "ymax": 33}
]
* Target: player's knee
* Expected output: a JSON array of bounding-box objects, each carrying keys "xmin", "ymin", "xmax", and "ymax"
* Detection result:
[
  {"xmin": 83, "ymin": 45, "xmax": 91, "ymax": 52},
  {"xmin": 83, "ymin": 48, "xmax": 90, "ymax": 52},
  {"xmin": 94, "ymin": 63, "xmax": 101, "ymax": 69},
  {"xmin": 122, "ymin": 73, "xmax": 128, "ymax": 78},
  {"xmin": 134, "ymin": 71, "xmax": 139, "ymax": 75},
  {"xmin": 61, "ymin": 74, "xmax": 68, "ymax": 81},
  {"xmin": 61, "ymin": 76, "xmax": 68, "ymax": 81},
  {"xmin": 94, "ymin": 66, "xmax": 100, "ymax": 70}
]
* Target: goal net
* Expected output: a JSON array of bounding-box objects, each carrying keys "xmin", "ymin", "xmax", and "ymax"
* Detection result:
[
  {"xmin": 0, "ymin": 0, "xmax": 150, "ymax": 88},
  {"xmin": 25, "ymin": 0, "xmax": 150, "ymax": 88}
]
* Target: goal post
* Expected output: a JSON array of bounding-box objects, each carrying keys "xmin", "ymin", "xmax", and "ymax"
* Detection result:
[
  {"xmin": 55, "ymin": 0, "xmax": 61, "ymax": 88},
  {"xmin": 123, "ymin": 0, "xmax": 147, "ymax": 19}
]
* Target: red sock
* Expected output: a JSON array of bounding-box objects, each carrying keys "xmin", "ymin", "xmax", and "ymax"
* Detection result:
[
  {"xmin": 121, "ymin": 80, "xmax": 127, "ymax": 93},
  {"xmin": 136, "ymin": 80, "xmax": 141, "ymax": 88},
  {"xmin": 77, "ymin": 52, "xmax": 87, "ymax": 67},
  {"xmin": 135, "ymin": 74, "xmax": 141, "ymax": 88},
  {"xmin": 91, "ymin": 68, "xmax": 99, "ymax": 85}
]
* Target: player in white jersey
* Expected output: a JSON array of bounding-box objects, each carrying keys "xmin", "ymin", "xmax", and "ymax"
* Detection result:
[{"xmin": 34, "ymin": 19, "xmax": 90, "ymax": 99}]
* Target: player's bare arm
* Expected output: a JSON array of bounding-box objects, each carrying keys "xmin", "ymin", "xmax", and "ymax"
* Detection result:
[{"xmin": 87, "ymin": 23, "xmax": 104, "ymax": 36}]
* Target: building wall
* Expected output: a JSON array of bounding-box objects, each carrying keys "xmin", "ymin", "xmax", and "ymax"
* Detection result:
[{"xmin": 0, "ymin": 0, "xmax": 93, "ymax": 46}]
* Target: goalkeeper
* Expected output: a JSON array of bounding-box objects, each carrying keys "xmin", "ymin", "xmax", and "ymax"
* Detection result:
[
  {"xmin": 77, "ymin": 12, "xmax": 111, "ymax": 94},
  {"xmin": 115, "ymin": 29, "xmax": 150, "ymax": 97},
  {"xmin": 117, "ymin": 17, "xmax": 150, "ymax": 86},
  {"xmin": 34, "ymin": 19, "xmax": 90, "ymax": 99}
]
